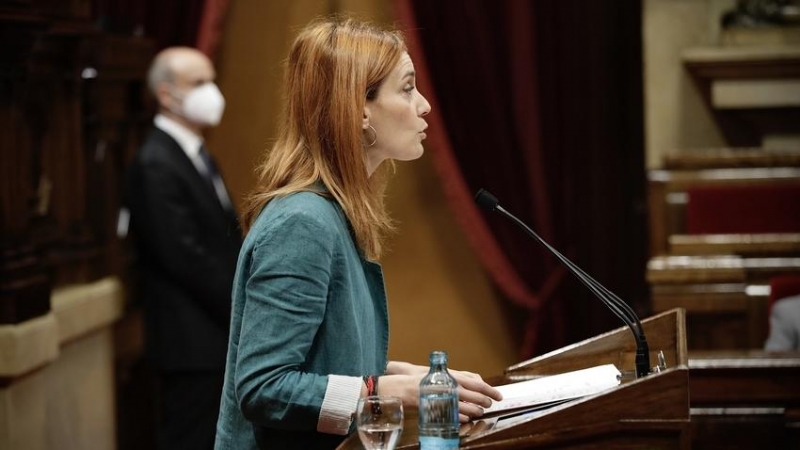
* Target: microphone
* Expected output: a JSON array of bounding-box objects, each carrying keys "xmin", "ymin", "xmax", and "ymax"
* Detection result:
[{"xmin": 475, "ymin": 189, "xmax": 651, "ymax": 378}]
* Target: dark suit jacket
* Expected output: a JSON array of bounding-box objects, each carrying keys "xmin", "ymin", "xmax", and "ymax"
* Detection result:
[{"xmin": 126, "ymin": 127, "xmax": 242, "ymax": 372}]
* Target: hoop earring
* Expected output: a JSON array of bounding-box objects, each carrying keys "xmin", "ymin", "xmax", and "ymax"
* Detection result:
[{"xmin": 363, "ymin": 125, "xmax": 377, "ymax": 148}]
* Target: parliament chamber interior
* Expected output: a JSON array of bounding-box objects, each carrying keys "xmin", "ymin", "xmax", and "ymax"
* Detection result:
[{"xmin": 1, "ymin": 0, "xmax": 799, "ymax": 449}]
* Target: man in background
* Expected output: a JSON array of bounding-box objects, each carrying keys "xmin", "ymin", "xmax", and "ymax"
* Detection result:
[
  {"xmin": 765, "ymin": 295, "xmax": 800, "ymax": 351},
  {"xmin": 126, "ymin": 47, "xmax": 242, "ymax": 450}
]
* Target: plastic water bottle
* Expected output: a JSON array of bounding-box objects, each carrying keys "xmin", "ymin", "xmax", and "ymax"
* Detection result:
[{"xmin": 418, "ymin": 351, "xmax": 459, "ymax": 449}]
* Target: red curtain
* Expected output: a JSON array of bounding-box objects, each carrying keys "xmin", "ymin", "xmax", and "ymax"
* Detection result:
[
  {"xmin": 394, "ymin": 0, "xmax": 648, "ymax": 357},
  {"xmin": 196, "ymin": 0, "xmax": 233, "ymax": 58}
]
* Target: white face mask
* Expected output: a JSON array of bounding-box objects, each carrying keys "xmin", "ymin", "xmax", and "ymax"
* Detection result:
[{"xmin": 171, "ymin": 82, "xmax": 226, "ymax": 126}]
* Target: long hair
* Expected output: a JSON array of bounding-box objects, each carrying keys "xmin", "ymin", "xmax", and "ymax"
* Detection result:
[{"xmin": 241, "ymin": 17, "xmax": 406, "ymax": 261}]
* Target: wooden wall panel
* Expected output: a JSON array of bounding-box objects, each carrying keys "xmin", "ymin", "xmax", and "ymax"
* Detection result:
[{"xmin": 0, "ymin": 2, "xmax": 153, "ymax": 323}]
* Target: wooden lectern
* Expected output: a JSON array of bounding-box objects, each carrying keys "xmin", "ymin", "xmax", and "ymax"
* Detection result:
[{"xmin": 338, "ymin": 309, "xmax": 690, "ymax": 449}]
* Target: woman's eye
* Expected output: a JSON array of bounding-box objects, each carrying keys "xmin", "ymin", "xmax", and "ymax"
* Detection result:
[{"xmin": 403, "ymin": 85, "xmax": 415, "ymax": 93}]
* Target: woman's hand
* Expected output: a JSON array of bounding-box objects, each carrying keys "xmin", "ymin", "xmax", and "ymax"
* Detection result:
[
  {"xmin": 449, "ymin": 369, "xmax": 503, "ymax": 422},
  {"xmin": 378, "ymin": 361, "xmax": 503, "ymax": 423}
]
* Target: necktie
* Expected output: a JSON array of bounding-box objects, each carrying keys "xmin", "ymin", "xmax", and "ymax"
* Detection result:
[{"xmin": 197, "ymin": 145, "xmax": 234, "ymax": 212}]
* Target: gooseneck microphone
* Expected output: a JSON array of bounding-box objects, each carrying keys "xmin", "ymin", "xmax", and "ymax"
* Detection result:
[{"xmin": 475, "ymin": 189, "xmax": 651, "ymax": 378}]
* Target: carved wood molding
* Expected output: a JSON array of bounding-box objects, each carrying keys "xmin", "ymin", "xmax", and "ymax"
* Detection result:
[
  {"xmin": 682, "ymin": 45, "xmax": 800, "ymax": 147},
  {"xmin": 662, "ymin": 147, "xmax": 800, "ymax": 170},
  {"xmin": 683, "ymin": 46, "xmax": 800, "ymax": 80}
]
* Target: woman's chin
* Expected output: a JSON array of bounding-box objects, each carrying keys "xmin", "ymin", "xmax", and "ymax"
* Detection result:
[{"xmin": 402, "ymin": 145, "xmax": 425, "ymax": 161}]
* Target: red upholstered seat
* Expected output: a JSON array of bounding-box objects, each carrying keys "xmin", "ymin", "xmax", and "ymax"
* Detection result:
[{"xmin": 685, "ymin": 184, "xmax": 800, "ymax": 235}]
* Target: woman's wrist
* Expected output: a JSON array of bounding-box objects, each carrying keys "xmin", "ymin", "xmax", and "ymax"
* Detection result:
[
  {"xmin": 385, "ymin": 361, "xmax": 402, "ymax": 375},
  {"xmin": 386, "ymin": 361, "xmax": 426, "ymax": 376},
  {"xmin": 362, "ymin": 375, "xmax": 379, "ymax": 396}
]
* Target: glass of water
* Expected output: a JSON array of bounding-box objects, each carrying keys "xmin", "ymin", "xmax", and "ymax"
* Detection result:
[{"xmin": 356, "ymin": 396, "xmax": 403, "ymax": 450}]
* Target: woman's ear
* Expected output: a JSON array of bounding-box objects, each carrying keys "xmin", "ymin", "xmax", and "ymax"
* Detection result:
[{"xmin": 362, "ymin": 107, "xmax": 371, "ymax": 130}]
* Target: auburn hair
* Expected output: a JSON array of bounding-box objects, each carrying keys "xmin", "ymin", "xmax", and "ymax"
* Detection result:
[{"xmin": 241, "ymin": 17, "xmax": 406, "ymax": 261}]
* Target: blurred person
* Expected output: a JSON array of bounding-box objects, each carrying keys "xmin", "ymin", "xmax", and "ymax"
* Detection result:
[
  {"xmin": 765, "ymin": 294, "xmax": 800, "ymax": 351},
  {"xmin": 214, "ymin": 17, "xmax": 502, "ymax": 450},
  {"xmin": 126, "ymin": 46, "xmax": 242, "ymax": 450}
]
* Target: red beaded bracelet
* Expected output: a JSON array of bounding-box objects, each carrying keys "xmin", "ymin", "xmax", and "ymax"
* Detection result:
[{"xmin": 363, "ymin": 375, "xmax": 378, "ymax": 396}]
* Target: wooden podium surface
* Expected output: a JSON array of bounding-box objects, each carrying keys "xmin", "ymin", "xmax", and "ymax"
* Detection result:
[{"xmin": 338, "ymin": 309, "xmax": 690, "ymax": 449}]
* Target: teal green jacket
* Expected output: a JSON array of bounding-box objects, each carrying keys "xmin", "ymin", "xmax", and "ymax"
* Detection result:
[{"xmin": 214, "ymin": 191, "xmax": 389, "ymax": 449}]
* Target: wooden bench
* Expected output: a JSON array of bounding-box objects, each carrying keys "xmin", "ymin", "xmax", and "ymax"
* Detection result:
[
  {"xmin": 668, "ymin": 233, "xmax": 800, "ymax": 256},
  {"xmin": 647, "ymin": 167, "xmax": 800, "ymax": 255},
  {"xmin": 646, "ymin": 156, "xmax": 800, "ymax": 351},
  {"xmin": 648, "ymin": 255, "xmax": 800, "ymax": 349},
  {"xmin": 689, "ymin": 350, "xmax": 800, "ymax": 450}
]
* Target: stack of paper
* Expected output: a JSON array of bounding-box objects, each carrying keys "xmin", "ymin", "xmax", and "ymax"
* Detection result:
[{"xmin": 484, "ymin": 364, "xmax": 621, "ymax": 415}]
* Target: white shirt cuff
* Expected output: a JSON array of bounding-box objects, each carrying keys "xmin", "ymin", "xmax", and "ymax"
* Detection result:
[{"xmin": 317, "ymin": 374, "xmax": 363, "ymax": 435}]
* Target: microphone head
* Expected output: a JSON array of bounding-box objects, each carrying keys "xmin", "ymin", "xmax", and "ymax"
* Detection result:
[{"xmin": 475, "ymin": 189, "xmax": 499, "ymax": 211}]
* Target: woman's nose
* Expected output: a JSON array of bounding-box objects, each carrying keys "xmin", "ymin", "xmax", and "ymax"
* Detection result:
[{"xmin": 419, "ymin": 95, "xmax": 431, "ymax": 116}]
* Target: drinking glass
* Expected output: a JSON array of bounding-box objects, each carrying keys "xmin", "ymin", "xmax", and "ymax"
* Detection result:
[{"xmin": 356, "ymin": 395, "xmax": 403, "ymax": 450}]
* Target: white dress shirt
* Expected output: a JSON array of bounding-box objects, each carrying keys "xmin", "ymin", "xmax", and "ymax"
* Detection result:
[{"xmin": 154, "ymin": 114, "xmax": 233, "ymax": 210}]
